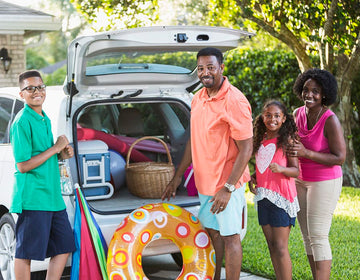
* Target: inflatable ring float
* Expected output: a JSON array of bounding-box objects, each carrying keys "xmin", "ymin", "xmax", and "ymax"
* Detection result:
[{"xmin": 107, "ymin": 203, "xmax": 215, "ymax": 280}]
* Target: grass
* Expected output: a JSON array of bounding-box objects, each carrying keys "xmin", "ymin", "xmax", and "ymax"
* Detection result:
[{"xmin": 241, "ymin": 186, "xmax": 360, "ymax": 280}]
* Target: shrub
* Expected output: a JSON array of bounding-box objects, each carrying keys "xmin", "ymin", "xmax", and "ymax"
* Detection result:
[{"xmin": 224, "ymin": 48, "xmax": 303, "ymax": 117}]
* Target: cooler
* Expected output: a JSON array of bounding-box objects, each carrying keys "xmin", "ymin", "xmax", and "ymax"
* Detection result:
[{"xmin": 78, "ymin": 140, "xmax": 114, "ymax": 200}]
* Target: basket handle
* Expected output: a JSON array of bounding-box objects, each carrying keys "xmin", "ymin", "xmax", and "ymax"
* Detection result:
[{"xmin": 126, "ymin": 136, "xmax": 173, "ymax": 166}]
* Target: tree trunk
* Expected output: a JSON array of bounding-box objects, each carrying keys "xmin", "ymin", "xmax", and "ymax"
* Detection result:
[{"xmin": 336, "ymin": 75, "xmax": 360, "ymax": 187}]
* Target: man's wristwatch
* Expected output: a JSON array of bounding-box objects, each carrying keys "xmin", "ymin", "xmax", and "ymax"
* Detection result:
[{"xmin": 224, "ymin": 183, "xmax": 236, "ymax": 193}]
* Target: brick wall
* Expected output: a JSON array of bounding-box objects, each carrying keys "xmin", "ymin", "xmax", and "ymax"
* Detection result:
[{"xmin": 0, "ymin": 34, "xmax": 25, "ymax": 87}]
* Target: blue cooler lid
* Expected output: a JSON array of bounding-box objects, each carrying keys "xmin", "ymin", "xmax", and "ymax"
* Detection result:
[{"xmin": 78, "ymin": 140, "xmax": 109, "ymax": 154}]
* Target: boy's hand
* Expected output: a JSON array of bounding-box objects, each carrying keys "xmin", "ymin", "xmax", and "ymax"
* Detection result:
[
  {"xmin": 54, "ymin": 135, "xmax": 70, "ymax": 153},
  {"xmin": 60, "ymin": 145, "xmax": 74, "ymax": 160}
]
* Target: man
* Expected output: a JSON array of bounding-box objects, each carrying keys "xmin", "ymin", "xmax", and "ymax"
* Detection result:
[
  {"xmin": 162, "ymin": 47, "xmax": 253, "ymax": 280},
  {"xmin": 10, "ymin": 70, "xmax": 75, "ymax": 280}
]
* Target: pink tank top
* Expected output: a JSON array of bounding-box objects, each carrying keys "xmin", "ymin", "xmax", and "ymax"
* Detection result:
[{"xmin": 296, "ymin": 106, "xmax": 342, "ymax": 181}]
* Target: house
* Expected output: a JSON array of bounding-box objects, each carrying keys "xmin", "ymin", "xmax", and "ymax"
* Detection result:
[{"xmin": 0, "ymin": 0, "xmax": 61, "ymax": 87}]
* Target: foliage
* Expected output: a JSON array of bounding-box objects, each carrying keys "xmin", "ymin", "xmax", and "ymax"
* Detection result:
[
  {"xmin": 207, "ymin": 0, "xmax": 244, "ymax": 29},
  {"xmin": 26, "ymin": 49, "xmax": 49, "ymax": 70},
  {"xmin": 209, "ymin": 0, "xmax": 360, "ymax": 72},
  {"xmin": 70, "ymin": 0, "xmax": 159, "ymax": 31},
  {"xmin": 42, "ymin": 65, "xmax": 67, "ymax": 86},
  {"xmin": 242, "ymin": 186, "xmax": 360, "ymax": 279},
  {"xmin": 26, "ymin": 0, "xmax": 86, "ymax": 70},
  {"xmin": 207, "ymin": 0, "xmax": 360, "ymax": 186},
  {"xmin": 224, "ymin": 48, "xmax": 302, "ymax": 117}
]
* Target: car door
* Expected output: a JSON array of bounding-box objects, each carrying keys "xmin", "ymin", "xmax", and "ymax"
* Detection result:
[{"xmin": 0, "ymin": 93, "xmax": 24, "ymax": 207}]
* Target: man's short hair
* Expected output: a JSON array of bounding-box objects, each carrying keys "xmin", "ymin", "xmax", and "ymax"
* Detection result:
[
  {"xmin": 197, "ymin": 47, "xmax": 224, "ymax": 65},
  {"xmin": 19, "ymin": 70, "xmax": 43, "ymax": 87}
]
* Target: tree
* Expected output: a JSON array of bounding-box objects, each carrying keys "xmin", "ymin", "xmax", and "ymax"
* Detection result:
[
  {"xmin": 209, "ymin": 0, "xmax": 360, "ymax": 187},
  {"xmin": 24, "ymin": 0, "xmax": 86, "ymax": 70},
  {"xmin": 70, "ymin": 0, "xmax": 159, "ymax": 31}
]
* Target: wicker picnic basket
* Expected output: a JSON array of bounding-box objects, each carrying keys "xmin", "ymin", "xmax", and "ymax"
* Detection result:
[{"xmin": 125, "ymin": 136, "xmax": 175, "ymax": 198}]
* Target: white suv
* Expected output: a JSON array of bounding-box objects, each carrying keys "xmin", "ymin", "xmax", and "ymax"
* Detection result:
[{"xmin": 0, "ymin": 26, "xmax": 253, "ymax": 279}]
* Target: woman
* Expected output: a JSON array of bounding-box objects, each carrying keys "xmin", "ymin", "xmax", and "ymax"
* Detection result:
[{"xmin": 290, "ymin": 68, "xmax": 346, "ymax": 280}]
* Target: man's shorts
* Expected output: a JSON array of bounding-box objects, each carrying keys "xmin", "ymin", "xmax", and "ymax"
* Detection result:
[
  {"xmin": 257, "ymin": 198, "xmax": 296, "ymax": 227},
  {"xmin": 198, "ymin": 185, "xmax": 246, "ymax": 236},
  {"xmin": 15, "ymin": 209, "xmax": 76, "ymax": 261}
]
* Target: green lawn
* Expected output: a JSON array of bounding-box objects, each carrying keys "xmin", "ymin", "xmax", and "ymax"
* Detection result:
[{"xmin": 241, "ymin": 186, "xmax": 360, "ymax": 280}]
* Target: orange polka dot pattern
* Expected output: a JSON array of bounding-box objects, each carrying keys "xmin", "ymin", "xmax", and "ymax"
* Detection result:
[{"xmin": 107, "ymin": 203, "xmax": 215, "ymax": 280}]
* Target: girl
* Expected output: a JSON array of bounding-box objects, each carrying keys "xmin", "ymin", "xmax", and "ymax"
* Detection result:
[{"xmin": 249, "ymin": 100, "xmax": 299, "ymax": 280}]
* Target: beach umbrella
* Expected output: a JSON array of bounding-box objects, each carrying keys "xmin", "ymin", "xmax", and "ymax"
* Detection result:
[{"xmin": 71, "ymin": 185, "xmax": 108, "ymax": 280}]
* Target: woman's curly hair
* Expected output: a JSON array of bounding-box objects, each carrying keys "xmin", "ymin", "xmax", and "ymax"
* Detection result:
[
  {"xmin": 293, "ymin": 68, "xmax": 338, "ymax": 106},
  {"xmin": 253, "ymin": 100, "xmax": 298, "ymax": 155}
]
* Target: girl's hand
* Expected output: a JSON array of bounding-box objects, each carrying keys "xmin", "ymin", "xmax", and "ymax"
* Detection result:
[
  {"xmin": 248, "ymin": 174, "xmax": 257, "ymax": 195},
  {"xmin": 269, "ymin": 163, "xmax": 284, "ymax": 173}
]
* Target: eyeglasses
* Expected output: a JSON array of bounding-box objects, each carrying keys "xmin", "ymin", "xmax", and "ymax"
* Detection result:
[{"xmin": 21, "ymin": 84, "xmax": 46, "ymax": 93}]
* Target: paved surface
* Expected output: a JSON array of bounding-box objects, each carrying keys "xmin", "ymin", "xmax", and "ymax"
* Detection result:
[
  {"xmin": 143, "ymin": 254, "xmax": 269, "ymax": 280},
  {"xmin": 34, "ymin": 253, "xmax": 269, "ymax": 280}
]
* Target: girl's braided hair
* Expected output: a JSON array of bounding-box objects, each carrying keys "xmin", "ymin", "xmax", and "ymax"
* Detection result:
[{"xmin": 253, "ymin": 100, "xmax": 298, "ymax": 155}]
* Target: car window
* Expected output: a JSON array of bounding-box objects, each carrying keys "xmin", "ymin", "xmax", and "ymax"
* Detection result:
[
  {"xmin": 85, "ymin": 50, "xmax": 197, "ymax": 76},
  {"xmin": 0, "ymin": 97, "xmax": 24, "ymax": 144},
  {"xmin": 78, "ymin": 104, "xmax": 118, "ymax": 134},
  {"xmin": 14, "ymin": 99, "xmax": 24, "ymax": 115}
]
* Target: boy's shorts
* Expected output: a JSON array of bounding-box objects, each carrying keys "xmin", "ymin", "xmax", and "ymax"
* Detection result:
[
  {"xmin": 15, "ymin": 209, "xmax": 76, "ymax": 261},
  {"xmin": 257, "ymin": 198, "xmax": 296, "ymax": 227},
  {"xmin": 198, "ymin": 185, "xmax": 246, "ymax": 236}
]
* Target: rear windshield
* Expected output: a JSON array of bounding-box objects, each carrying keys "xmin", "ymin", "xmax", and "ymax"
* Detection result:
[{"xmin": 85, "ymin": 50, "xmax": 197, "ymax": 76}]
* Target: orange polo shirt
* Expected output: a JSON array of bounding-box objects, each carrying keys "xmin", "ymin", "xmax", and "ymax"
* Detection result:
[{"xmin": 191, "ymin": 77, "xmax": 253, "ymax": 196}]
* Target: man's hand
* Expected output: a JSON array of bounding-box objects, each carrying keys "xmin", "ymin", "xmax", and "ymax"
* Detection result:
[
  {"xmin": 161, "ymin": 176, "xmax": 182, "ymax": 201},
  {"xmin": 209, "ymin": 187, "xmax": 231, "ymax": 214}
]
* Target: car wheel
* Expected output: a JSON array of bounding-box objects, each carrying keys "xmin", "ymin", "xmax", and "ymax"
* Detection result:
[
  {"xmin": 171, "ymin": 252, "xmax": 183, "ymax": 268},
  {"xmin": 0, "ymin": 213, "xmax": 16, "ymax": 280}
]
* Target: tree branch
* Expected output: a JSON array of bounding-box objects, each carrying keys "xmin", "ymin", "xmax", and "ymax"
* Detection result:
[
  {"xmin": 323, "ymin": 0, "xmax": 338, "ymax": 71},
  {"xmin": 342, "ymin": 30, "xmax": 360, "ymax": 82},
  {"xmin": 237, "ymin": 0, "xmax": 312, "ymax": 71}
]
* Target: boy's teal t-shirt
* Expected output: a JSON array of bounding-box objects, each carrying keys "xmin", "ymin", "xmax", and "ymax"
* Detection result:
[{"xmin": 9, "ymin": 104, "xmax": 65, "ymax": 213}]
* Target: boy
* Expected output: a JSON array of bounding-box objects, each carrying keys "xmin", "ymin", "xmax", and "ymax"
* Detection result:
[{"xmin": 10, "ymin": 70, "xmax": 75, "ymax": 280}]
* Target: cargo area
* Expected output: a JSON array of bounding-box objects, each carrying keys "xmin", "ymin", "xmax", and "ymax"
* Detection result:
[{"xmin": 70, "ymin": 100, "xmax": 199, "ymax": 213}]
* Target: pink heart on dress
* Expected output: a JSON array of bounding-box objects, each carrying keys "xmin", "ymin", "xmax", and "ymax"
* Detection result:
[{"xmin": 256, "ymin": 143, "xmax": 276, "ymax": 174}]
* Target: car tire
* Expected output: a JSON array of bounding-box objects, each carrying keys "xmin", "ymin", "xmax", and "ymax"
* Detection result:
[
  {"xmin": 0, "ymin": 213, "xmax": 16, "ymax": 280},
  {"xmin": 171, "ymin": 252, "xmax": 183, "ymax": 268}
]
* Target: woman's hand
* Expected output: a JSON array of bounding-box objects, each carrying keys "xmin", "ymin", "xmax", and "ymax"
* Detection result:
[{"xmin": 287, "ymin": 140, "xmax": 307, "ymax": 158}]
